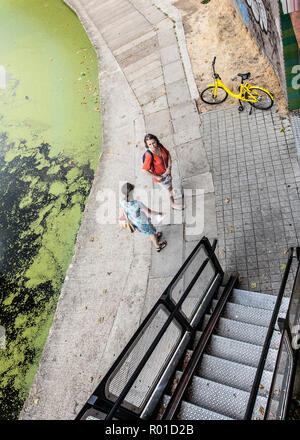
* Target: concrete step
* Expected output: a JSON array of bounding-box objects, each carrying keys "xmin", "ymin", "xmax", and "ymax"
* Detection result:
[
  {"xmin": 193, "ymin": 333, "xmax": 279, "ymax": 371},
  {"xmin": 162, "ymin": 395, "xmax": 233, "ymax": 420}
]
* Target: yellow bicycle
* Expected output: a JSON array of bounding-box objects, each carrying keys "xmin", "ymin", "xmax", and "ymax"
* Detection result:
[{"xmin": 201, "ymin": 57, "xmax": 274, "ymax": 111}]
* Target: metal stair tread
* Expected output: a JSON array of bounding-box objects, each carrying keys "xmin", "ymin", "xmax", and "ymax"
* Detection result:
[
  {"xmin": 202, "ymin": 314, "xmax": 267, "ymax": 345},
  {"xmin": 195, "ymin": 353, "xmax": 274, "ymax": 397},
  {"xmin": 193, "ymin": 333, "xmax": 279, "ymax": 371},
  {"xmin": 210, "ymin": 299, "xmax": 286, "ymax": 329},
  {"xmin": 175, "ymin": 371, "xmax": 268, "ymax": 420},
  {"xmin": 218, "ymin": 287, "xmax": 289, "ymax": 312},
  {"xmin": 162, "ymin": 395, "xmax": 234, "ymax": 420},
  {"xmin": 202, "ymin": 314, "xmax": 281, "ymax": 347}
]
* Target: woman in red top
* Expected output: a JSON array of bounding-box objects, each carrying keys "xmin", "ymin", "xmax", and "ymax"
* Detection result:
[{"xmin": 142, "ymin": 134, "xmax": 183, "ymax": 210}]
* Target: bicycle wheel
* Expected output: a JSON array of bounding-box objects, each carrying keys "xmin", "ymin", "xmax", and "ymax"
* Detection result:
[
  {"xmin": 246, "ymin": 87, "xmax": 274, "ymax": 110},
  {"xmin": 200, "ymin": 86, "xmax": 228, "ymax": 105}
]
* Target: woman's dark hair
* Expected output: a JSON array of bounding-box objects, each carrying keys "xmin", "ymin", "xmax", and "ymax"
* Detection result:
[
  {"xmin": 144, "ymin": 133, "xmax": 162, "ymax": 149},
  {"xmin": 121, "ymin": 182, "xmax": 135, "ymax": 201}
]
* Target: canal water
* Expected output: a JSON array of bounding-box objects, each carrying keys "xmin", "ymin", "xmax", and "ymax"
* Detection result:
[{"xmin": 0, "ymin": 0, "xmax": 102, "ymax": 419}]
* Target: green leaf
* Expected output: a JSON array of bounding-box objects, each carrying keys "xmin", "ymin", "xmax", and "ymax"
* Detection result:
[{"xmin": 280, "ymin": 264, "xmax": 286, "ymax": 271}]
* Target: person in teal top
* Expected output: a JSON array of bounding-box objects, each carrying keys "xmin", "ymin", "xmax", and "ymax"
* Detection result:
[{"xmin": 120, "ymin": 182, "xmax": 167, "ymax": 252}]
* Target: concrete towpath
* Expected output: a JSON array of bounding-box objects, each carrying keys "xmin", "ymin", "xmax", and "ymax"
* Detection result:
[{"xmin": 20, "ymin": 0, "xmax": 217, "ymax": 419}]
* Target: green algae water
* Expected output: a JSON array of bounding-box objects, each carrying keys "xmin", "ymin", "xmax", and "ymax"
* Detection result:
[{"xmin": 0, "ymin": 0, "xmax": 102, "ymax": 419}]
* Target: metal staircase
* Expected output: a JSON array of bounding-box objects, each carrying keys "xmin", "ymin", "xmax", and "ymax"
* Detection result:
[
  {"xmin": 159, "ymin": 288, "xmax": 289, "ymax": 420},
  {"xmin": 76, "ymin": 238, "xmax": 300, "ymax": 421}
]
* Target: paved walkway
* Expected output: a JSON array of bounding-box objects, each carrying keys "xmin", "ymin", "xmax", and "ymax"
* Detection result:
[{"xmin": 20, "ymin": 0, "xmax": 216, "ymax": 420}]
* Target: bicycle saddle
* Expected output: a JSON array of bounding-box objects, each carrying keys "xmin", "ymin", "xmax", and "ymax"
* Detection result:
[{"xmin": 237, "ymin": 72, "xmax": 251, "ymax": 80}]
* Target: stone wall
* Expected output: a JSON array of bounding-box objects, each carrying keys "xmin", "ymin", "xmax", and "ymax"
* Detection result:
[{"xmin": 230, "ymin": 0, "xmax": 288, "ymax": 101}]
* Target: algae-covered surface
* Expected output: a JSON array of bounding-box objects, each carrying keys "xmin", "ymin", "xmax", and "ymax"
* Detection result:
[{"xmin": 0, "ymin": 0, "xmax": 102, "ymax": 419}]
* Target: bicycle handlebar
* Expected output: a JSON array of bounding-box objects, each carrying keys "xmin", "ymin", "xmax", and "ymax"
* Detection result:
[{"xmin": 212, "ymin": 57, "xmax": 217, "ymax": 77}]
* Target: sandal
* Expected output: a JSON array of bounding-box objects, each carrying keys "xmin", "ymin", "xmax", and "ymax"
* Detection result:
[
  {"xmin": 156, "ymin": 240, "xmax": 167, "ymax": 252},
  {"xmin": 172, "ymin": 204, "xmax": 184, "ymax": 211},
  {"xmin": 157, "ymin": 232, "xmax": 163, "ymax": 241}
]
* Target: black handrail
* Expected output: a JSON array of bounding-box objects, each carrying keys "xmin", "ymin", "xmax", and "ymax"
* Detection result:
[
  {"xmin": 263, "ymin": 330, "xmax": 292, "ymax": 420},
  {"xmin": 162, "ymin": 274, "xmax": 238, "ymax": 419},
  {"xmin": 244, "ymin": 247, "xmax": 295, "ymax": 419},
  {"xmin": 105, "ymin": 240, "xmax": 220, "ymax": 420},
  {"xmin": 286, "ymin": 247, "xmax": 300, "ymax": 337},
  {"xmin": 76, "ymin": 237, "xmax": 223, "ymax": 420},
  {"xmin": 263, "ymin": 249, "xmax": 300, "ymax": 419},
  {"xmin": 75, "ymin": 237, "xmax": 224, "ymax": 420}
]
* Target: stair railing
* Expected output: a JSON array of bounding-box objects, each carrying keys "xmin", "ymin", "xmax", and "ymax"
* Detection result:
[
  {"xmin": 244, "ymin": 247, "xmax": 300, "ymax": 420},
  {"xmin": 264, "ymin": 247, "xmax": 300, "ymax": 419},
  {"xmin": 75, "ymin": 236, "xmax": 224, "ymax": 420}
]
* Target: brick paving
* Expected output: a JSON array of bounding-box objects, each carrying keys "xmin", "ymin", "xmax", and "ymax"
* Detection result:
[{"xmin": 201, "ymin": 105, "xmax": 300, "ymax": 294}]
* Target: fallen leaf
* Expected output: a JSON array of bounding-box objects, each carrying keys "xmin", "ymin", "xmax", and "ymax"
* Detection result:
[
  {"xmin": 250, "ymin": 282, "xmax": 257, "ymax": 288},
  {"xmin": 34, "ymin": 398, "xmax": 39, "ymax": 405},
  {"xmin": 284, "ymin": 249, "xmax": 288, "ymax": 255},
  {"xmin": 89, "ymin": 377, "xmax": 94, "ymax": 382},
  {"xmin": 171, "ymin": 377, "xmax": 179, "ymax": 394},
  {"xmin": 280, "ymin": 264, "xmax": 286, "ymax": 271},
  {"xmin": 98, "ymin": 317, "xmax": 104, "ymax": 324},
  {"xmin": 259, "ymin": 407, "xmax": 265, "ymax": 415},
  {"xmin": 280, "ymin": 127, "xmax": 285, "ymax": 132},
  {"xmin": 239, "ymin": 276, "xmax": 243, "ymax": 283},
  {"xmin": 227, "ymin": 226, "xmax": 234, "ymax": 233},
  {"xmin": 83, "ymin": 306, "xmax": 87, "ymax": 310},
  {"xmin": 225, "ymin": 198, "xmax": 230, "ymax": 203},
  {"xmin": 89, "ymin": 237, "xmax": 99, "ymax": 242},
  {"xmin": 259, "ymin": 384, "xmax": 264, "ymax": 389},
  {"xmin": 103, "ymin": 289, "xmax": 108, "ymax": 294}
]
